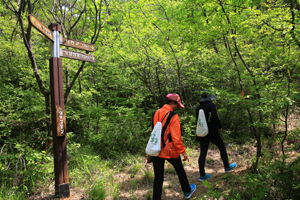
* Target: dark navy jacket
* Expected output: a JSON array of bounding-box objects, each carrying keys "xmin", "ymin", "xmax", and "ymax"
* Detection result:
[{"xmin": 196, "ymin": 102, "xmax": 222, "ymax": 138}]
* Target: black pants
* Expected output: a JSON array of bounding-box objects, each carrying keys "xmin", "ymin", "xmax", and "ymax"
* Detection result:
[
  {"xmin": 198, "ymin": 133, "xmax": 229, "ymax": 176},
  {"xmin": 152, "ymin": 156, "xmax": 191, "ymax": 200}
]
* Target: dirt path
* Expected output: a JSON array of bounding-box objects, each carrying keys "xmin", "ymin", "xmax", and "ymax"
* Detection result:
[
  {"xmin": 114, "ymin": 144, "xmax": 255, "ymax": 200},
  {"xmin": 28, "ymin": 145, "xmax": 253, "ymax": 200},
  {"xmin": 28, "ymin": 140, "xmax": 300, "ymax": 200}
]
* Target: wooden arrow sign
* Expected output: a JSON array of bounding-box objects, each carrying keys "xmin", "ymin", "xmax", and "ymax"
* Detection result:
[
  {"xmin": 28, "ymin": 15, "xmax": 53, "ymax": 41},
  {"xmin": 61, "ymin": 38, "xmax": 96, "ymax": 52},
  {"xmin": 61, "ymin": 49, "xmax": 97, "ymax": 63}
]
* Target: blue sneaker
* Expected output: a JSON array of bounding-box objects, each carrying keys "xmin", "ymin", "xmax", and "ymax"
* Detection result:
[
  {"xmin": 184, "ymin": 183, "xmax": 196, "ymax": 199},
  {"xmin": 225, "ymin": 163, "xmax": 237, "ymax": 173},
  {"xmin": 199, "ymin": 173, "xmax": 211, "ymax": 181}
]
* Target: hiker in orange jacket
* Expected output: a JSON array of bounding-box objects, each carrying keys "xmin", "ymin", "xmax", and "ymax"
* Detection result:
[{"xmin": 150, "ymin": 93, "xmax": 196, "ymax": 200}]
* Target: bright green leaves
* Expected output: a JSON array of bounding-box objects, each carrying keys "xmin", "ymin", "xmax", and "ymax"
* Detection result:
[
  {"xmin": 229, "ymin": 0, "xmax": 265, "ymax": 8},
  {"xmin": 1, "ymin": 0, "xmax": 300, "ymax": 195}
]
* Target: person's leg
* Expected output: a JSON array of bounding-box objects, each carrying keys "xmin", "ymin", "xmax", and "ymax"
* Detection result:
[
  {"xmin": 210, "ymin": 133, "xmax": 229, "ymax": 168},
  {"xmin": 199, "ymin": 138, "xmax": 210, "ymax": 177},
  {"xmin": 152, "ymin": 157, "xmax": 165, "ymax": 200},
  {"xmin": 167, "ymin": 157, "xmax": 191, "ymax": 193}
]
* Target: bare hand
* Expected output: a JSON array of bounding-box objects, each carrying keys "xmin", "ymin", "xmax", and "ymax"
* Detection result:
[
  {"xmin": 218, "ymin": 128, "xmax": 223, "ymax": 133},
  {"xmin": 182, "ymin": 153, "xmax": 189, "ymax": 162}
]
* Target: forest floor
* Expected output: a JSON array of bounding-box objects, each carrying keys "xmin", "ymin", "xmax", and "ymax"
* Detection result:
[
  {"xmin": 28, "ymin": 113, "xmax": 300, "ymax": 200},
  {"xmin": 29, "ymin": 140, "xmax": 300, "ymax": 200},
  {"xmin": 114, "ymin": 143, "xmax": 256, "ymax": 200}
]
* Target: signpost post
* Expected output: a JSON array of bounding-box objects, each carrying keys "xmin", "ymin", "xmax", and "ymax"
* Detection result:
[
  {"xmin": 28, "ymin": 15, "xmax": 96, "ymax": 199},
  {"xmin": 48, "ymin": 23, "xmax": 69, "ymax": 198}
]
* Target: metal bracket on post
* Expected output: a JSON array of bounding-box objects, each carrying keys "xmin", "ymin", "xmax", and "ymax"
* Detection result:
[
  {"xmin": 51, "ymin": 31, "xmax": 56, "ymax": 57},
  {"xmin": 56, "ymin": 31, "xmax": 60, "ymax": 58},
  {"xmin": 51, "ymin": 31, "xmax": 60, "ymax": 58}
]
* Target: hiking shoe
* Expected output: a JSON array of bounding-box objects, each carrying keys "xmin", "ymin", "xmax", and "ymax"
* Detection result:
[
  {"xmin": 184, "ymin": 183, "xmax": 196, "ymax": 199},
  {"xmin": 199, "ymin": 173, "xmax": 211, "ymax": 181},
  {"xmin": 225, "ymin": 163, "xmax": 237, "ymax": 173}
]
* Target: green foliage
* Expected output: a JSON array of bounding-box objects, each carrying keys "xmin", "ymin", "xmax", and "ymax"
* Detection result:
[
  {"xmin": 142, "ymin": 169, "xmax": 154, "ymax": 184},
  {"xmin": 181, "ymin": 114, "xmax": 198, "ymax": 146},
  {"xmin": 82, "ymin": 106, "xmax": 150, "ymax": 158},
  {"xmin": 202, "ymin": 181, "xmax": 223, "ymax": 199},
  {"xmin": 287, "ymin": 128, "xmax": 300, "ymax": 152},
  {"xmin": 230, "ymin": 174, "xmax": 268, "ymax": 199},
  {"xmin": 67, "ymin": 144, "xmax": 105, "ymax": 188},
  {"xmin": 0, "ymin": 143, "xmax": 53, "ymax": 197},
  {"xmin": 129, "ymin": 164, "xmax": 143, "ymax": 178},
  {"xmin": 145, "ymin": 192, "xmax": 152, "ymax": 200},
  {"xmin": 87, "ymin": 181, "xmax": 106, "ymax": 200},
  {"xmin": 260, "ymin": 157, "xmax": 300, "ymax": 199},
  {"xmin": 164, "ymin": 165, "xmax": 176, "ymax": 174},
  {"xmin": 224, "ymin": 157, "xmax": 300, "ymax": 200},
  {"xmin": 1, "ymin": 0, "xmax": 300, "ymax": 198},
  {"xmin": 0, "ymin": 186, "xmax": 27, "ymax": 200},
  {"xmin": 66, "ymin": 144, "xmax": 123, "ymax": 199}
]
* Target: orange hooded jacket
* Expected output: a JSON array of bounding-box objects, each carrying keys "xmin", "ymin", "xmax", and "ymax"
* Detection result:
[{"xmin": 152, "ymin": 104, "xmax": 186, "ymax": 159}]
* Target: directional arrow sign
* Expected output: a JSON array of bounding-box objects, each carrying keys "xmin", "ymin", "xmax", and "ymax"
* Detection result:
[
  {"xmin": 61, "ymin": 49, "xmax": 97, "ymax": 63},
  {"xmin": 61, "ymin": 38, "xmax": 96, "ymax": 52},
  {"xmin": 28, "ymin": 15, "xmax": 53, "ymax": 41}
]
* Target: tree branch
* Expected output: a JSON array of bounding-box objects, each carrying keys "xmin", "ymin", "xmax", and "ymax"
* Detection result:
[
  {"xmin": 3, "ymin": 0, "xmax": 17, "ymax": 13},
  {"xmin": 262, "ymin": 20, "xmax": 284, "ymax": 31},
  {"xmin": 69, "ymin": 0, "xmax": 86, "ymax": 33}
]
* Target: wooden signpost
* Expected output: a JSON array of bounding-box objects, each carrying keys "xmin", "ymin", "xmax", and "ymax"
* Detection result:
[{"xmin": 28, "ymin": 15, "xmax": 96, "ymax": 199}]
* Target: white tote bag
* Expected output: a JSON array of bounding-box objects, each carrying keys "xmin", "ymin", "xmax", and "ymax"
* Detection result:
[
  {"xmin": 145, "ymin": 121, "xmax": 162, "ymax": 156},
  {"xmin": 196, "ymin": 109, "xmax": 209, "ymax": 137},
  {"xmin": 145, "ymin": 111, "xmax": 169, "ymax": 156}
]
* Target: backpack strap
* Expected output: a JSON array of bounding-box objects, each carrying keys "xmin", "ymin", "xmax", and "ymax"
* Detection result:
[
  {"xmin": 161, "ymin": 111, "xmax": 177, "ymax": 148},
  {"xmin": 151, "ymin": 110, "xmax": 170, "ymax": 129},
  {"xmin": 161, "ymin": 111, "xmax": 170, "ymax": 122}
]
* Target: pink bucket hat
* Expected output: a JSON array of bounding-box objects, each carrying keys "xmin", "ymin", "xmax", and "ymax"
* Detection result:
[{"xmin": 166, "ymin": 93, "xmax": 184, "ymax": 108}]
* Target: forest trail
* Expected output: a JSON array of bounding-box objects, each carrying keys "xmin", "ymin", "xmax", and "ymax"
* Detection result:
[
  {"xmin": 115, "ymin": 144, "xmax": 256, "ymax": 200},
  {"xmin": 28, "ymin": 144, "xmax": 255, "ymax": 200},
  {"xmin": 29, "ymin": 114, "xmax": 300, "ymax": 200},
  {"xmin": 28, "ymin": 140, "xmax": 300, "ymax": 200}
]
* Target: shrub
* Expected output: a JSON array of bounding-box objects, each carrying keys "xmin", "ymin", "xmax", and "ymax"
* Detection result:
[{"xmin": 228, "ymin": 157, "xmax": 300, "ymax": 200}]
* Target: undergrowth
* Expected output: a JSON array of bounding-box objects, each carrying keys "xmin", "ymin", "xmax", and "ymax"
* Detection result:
[
  {"xmin": 1, "ymin": 134, "xmax": 299, "ymax": 199},
  {"xmin": 203, "ymin": 155, "xmax": 300, "ymax": 200}
]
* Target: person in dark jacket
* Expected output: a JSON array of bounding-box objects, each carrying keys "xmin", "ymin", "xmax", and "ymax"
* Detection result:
[{"xmin": 196, "ymin": 90, "xmax": 236, "ymax": 181}]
